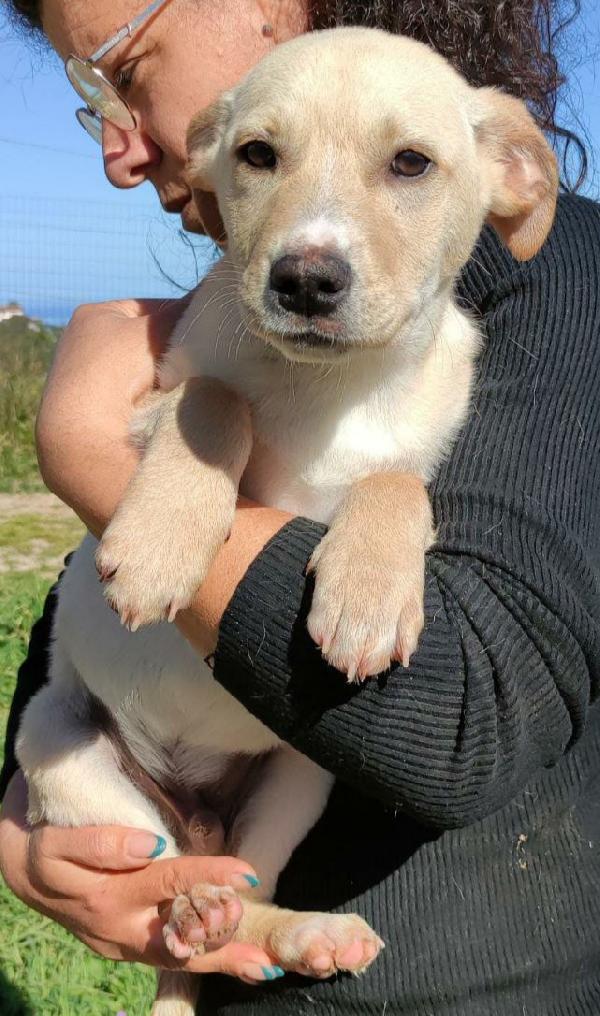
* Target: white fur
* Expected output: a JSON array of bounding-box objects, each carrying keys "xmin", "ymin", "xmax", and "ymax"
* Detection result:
[{"xmin": 286, "ymin": 215, "xmax": 352, "ymax": 255}]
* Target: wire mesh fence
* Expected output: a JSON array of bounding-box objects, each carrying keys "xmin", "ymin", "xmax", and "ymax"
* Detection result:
[{"xmin": 0, "ymin": 195, "xmax": 219, "ymax": 325}]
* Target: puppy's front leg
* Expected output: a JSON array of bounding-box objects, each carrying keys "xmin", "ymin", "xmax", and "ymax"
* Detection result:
[
  {"xmin": 307, "ymin": 472, "xmax": 434, "ymax": 681},
  {"xmin": 97, "ymin": 378, "xmax": 252, "ymax": 629}
]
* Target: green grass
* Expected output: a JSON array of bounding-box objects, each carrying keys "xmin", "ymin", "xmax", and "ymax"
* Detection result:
[
  {"xmin": 0, "ymin": 317, "xmax": 59, "ymax": 493},
  {"xmin": 0, "ymin": 551, "xmax": 155, "ymax": 1014}
]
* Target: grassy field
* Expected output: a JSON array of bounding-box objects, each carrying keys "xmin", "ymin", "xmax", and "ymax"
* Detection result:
[
  {"xmin": 0, "ymin": 318, "xmax": 155, "ymax": 1014},
  {"xmin": 0, "ymin": 318, "xmax": 58, "ymax": 493}
]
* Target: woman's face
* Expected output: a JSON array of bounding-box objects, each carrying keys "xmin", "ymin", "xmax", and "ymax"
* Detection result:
[{"xmin": 43, "ymin": 0, "xmax": 306, "ymax": 236}]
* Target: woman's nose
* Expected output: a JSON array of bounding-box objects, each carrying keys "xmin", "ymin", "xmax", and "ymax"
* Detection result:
[{"xmin": 101, "ymin": 119, "xmax": 162, "ymax": 188}]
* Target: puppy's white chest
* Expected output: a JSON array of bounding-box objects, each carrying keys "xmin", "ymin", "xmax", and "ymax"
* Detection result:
[
  {"xmin": 241, "ymin": 394, "xmax": 414, "ymax": 522},
  {"xmin": 166, "ymin": 306, "xmax": 476, "ymax": 525}
]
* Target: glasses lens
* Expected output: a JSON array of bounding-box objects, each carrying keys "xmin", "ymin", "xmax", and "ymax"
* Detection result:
[
  {"xmin": 76, "ymin": 108, "xmax": 104, "ymax": 144},
  {"xmin": 66, "ymin": 57, "xmax": 135, "ymax": 131}
]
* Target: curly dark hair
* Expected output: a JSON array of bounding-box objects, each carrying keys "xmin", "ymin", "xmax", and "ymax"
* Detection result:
[
  {"xmin": 7, "ymin": 0, "xmax": 586, "ymax": 188},
  {"xmin": 311, "ymin": 1, "xmax": 586, "ymax": 188}
]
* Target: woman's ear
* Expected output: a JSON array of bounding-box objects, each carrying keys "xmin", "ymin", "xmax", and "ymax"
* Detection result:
[
  {"xmin": 186, "ymin": 92, "xmax": 234, "ymax": 191},
  {"xmin": 473, "ymin": 88, "xmax": 559, "ymax": 260}
]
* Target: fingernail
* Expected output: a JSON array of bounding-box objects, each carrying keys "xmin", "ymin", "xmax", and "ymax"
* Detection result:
[
  {"xmin": 149, "ymin": 835, "xmax": 167, "ymax": 858},
  {"xmin": 125, "ymin": 832, "xmax": 167, "ymax": 859},
  {"xmin": 230, "ymin": 873, "xmax": 261, "ymax": 890},
  {"xmin": 262, "ymin": 966, "xmax": 284, "ymax": 980},
  {"xmin": 241, "ymin": 963, "xmax": 284, "ymax": 982}
]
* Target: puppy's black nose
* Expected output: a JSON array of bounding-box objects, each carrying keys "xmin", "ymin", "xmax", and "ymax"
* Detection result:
[{"xmin": 269, "ymin": 252, "xmax": 351, "ymax": 317}]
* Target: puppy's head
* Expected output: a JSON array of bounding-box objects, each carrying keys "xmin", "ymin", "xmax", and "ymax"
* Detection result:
[{"xmin": 187, "ymin": 28, "xmax": 558, "ymax": 364}]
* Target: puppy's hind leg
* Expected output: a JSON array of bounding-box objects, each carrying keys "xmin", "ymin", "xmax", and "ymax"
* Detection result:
[
  {"xmin": 16, "ymin": 659, "xmax": 178, "ymax": 845},
  {"xmin": 16, "ymin": 660, "xmax": 227, "ymax": 1015},
  {"xmin": 152, "ymin": 972, "xmax": 200, "ymax": 1016}
]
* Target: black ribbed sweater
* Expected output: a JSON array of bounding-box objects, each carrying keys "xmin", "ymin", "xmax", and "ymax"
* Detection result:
[{"xmin": 3, "ymin": 193, "xmax": 600, "ymax": 1015}]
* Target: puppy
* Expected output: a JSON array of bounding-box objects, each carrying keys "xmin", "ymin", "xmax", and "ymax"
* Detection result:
[{"xmin": 17, "ymin": 27, "xmax": 558, "ymax": 1016}]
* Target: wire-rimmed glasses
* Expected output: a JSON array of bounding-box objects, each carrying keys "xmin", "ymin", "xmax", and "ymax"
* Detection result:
[{"xmin": 65, "ymin": 0, "xmax": 170, "ymax": 144}]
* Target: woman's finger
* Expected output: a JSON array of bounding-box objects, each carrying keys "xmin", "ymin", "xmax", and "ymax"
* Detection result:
[
  {"xmin": 28, "ymin": 824, "xmax": 167, "ymax": 873},
  {"xmin": 142, "ymin": 920, "xmax": 279, "ymax": 981},
  {"xmin": 0, "ymin": 772, "xmax": 30, "ymax": 897},
  {"xmin": 130, "ymin": 855, "xmax": 261, "ymax": 906},
  {"xmin": 186, "ymin": 940, "xmax": 283, "ymax": 983}
]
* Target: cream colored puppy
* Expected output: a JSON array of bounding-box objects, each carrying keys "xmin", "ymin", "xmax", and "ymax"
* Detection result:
[{"xmin": 17, "ymin": 27, "xmax": 557, "ymax": 1016}]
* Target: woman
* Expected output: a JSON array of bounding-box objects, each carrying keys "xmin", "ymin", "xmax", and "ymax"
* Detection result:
[{"xmin": 1, "ymin": 0, "xmax": 600, "ymax": 1013}]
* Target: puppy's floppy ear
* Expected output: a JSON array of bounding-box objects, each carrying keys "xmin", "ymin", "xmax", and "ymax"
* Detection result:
[
  {"xmin": 186, "ymin": 92, "xmax": 234, "ymax": 191},
  {"xmin": 474, "ymin": 88, "xmax": 559, "ymax": 260}
]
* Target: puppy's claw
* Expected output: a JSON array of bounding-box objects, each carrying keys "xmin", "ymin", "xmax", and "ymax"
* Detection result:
[
  {"xmin": 96, "ymin": 563, "xmax": 118, "ymax": 584},
  {"xmin": 167, "ymin": 598, "xmax": 188, "ymax": 624},
  {"xmin": 345, "ymin": 662, "xmax": 358, "ymax": 684},
  {"xmin": 320, "ymin": 635, "xmax": 332, "ymax": 656},
  {"xmin": 119, "ymin": 609, "xmax": 141, "ymax": 633},
  {"xmin": 395, "ymin": 626, "xmax": 421, "ymax": 669}
]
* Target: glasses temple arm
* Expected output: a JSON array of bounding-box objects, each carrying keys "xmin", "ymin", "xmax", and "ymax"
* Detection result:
[{"xmin": 87, "ymin": 0, "xmax": 171, "ymax": 63}]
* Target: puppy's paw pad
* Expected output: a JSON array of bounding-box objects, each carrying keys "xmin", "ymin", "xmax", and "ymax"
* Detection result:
[
  {"xmin": 163, "ymin": 895, "xmax": 206, "ymax": 960},
  {"xmin": 271, "ymin": 913, "xmax": 383, "ymax": 978},
  {"xmin": 188, "ymin": 883, "xmax": 242, "ymax": 947},
  {"xmin": 163, "ymin": 883, "xmax": 242, "ymax": 959}
]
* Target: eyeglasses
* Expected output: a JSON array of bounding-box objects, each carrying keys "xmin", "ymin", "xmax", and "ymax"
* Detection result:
[{"xmin": 65, "ymin": 0, "xmax": 171, "ymax": 144}]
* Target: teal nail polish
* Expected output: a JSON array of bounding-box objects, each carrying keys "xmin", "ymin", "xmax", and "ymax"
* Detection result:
[
  {"xmin": 149, "ymin": 835, "xmax": 167, "ymax": 859},
  {"xmin": 261, "ymin": 966, "xmax": 284, "ymax": 981},
  {"xmin": 244, "ymin": 874, "xmax": 261, "ymax": 888}
]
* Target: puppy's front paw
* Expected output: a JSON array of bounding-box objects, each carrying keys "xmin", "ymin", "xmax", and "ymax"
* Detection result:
[
  {"xmin": 163, "ymin": 883, "xmax": 242, "ymax": 960},
  {"xmin": 307, "ymin": 531, "xmax": 425, "ymax": 682},
  {"xmin": 96, "ymin": 498, "xmax": 232, "ymax": 630}
]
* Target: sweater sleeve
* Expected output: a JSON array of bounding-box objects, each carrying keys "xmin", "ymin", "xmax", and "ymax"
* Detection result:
[{"xmin": 213, "ymin": 194, "xmax": 600, "ymax": 831}]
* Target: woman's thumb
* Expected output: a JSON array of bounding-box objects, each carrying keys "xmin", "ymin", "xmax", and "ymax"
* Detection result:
[{"xmin": 37, "ymin": 824, "xmax": 168, "ymax": 871}]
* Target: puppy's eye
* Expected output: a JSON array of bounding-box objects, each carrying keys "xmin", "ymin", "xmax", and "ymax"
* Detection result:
[
  {"xmin": 391, "ymin": 150, "xmax": 431, "ymax": 178},
  {"xmin": 238, "ymin": 141, "xmax": 277, "ymax": 169}
]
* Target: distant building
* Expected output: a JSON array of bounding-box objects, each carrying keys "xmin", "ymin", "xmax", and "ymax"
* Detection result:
[{"xmin": 0, "ymin": 302, "xmax": 25, "ymax": 322}]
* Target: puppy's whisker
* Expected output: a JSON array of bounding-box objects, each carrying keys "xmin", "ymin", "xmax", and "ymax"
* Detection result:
[
  {"xmin": 286, "ymin": 359, "xmax": 296, "ymax": 404},
  {"xmin": 174, "ymin": 288, "xmax": 241, "ymax": 345},
  {"xmin": 233, "ymin": 322, "xmax": 253, "ymax": 362},
  {"xmin": 214, "ymin": 306, "xmax": 243, "ymax": 359}
]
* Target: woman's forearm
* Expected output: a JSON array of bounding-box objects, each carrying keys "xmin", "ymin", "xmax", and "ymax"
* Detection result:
[
  {"xmin": 36, "ymin": 299, "xmax": 187, "ymax": 536},
  {"xmin": 177, "ymin": 497, "xmax": 293, "ymax": 654}
]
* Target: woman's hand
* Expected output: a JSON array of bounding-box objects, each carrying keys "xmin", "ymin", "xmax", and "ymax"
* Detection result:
[{"xmin": 0, "ymin": 772, "xmax": 280, "ymax": 983}]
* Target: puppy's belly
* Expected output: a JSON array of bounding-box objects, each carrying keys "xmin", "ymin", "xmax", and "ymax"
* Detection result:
[{"xmin": 54, "ymin": 535, "xmax": 280, "ymax": 769}]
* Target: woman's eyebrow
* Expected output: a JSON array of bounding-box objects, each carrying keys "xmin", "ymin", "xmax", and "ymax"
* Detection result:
[{"xmin": 90, "ymin": 23, "xmax": 145, "ymax": 73}]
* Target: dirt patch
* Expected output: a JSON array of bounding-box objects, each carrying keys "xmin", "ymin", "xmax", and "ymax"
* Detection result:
[
  {"xmin": 0, "ymin": 492, "xmax": 76, "ymax": 521},
  {"xmin": 0, "ymin": 494, "xmax": 84, "ymax": 575}
]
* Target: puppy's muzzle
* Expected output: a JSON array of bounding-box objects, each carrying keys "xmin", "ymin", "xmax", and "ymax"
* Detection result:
[{"xmin": 269, "ymin": 251, "xmax": 351, "ymax": 319}]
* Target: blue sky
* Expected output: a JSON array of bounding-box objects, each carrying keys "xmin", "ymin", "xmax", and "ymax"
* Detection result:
[{"xmin": 0, "ymin": 5, "xmax": 598, "ymax": 324}]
